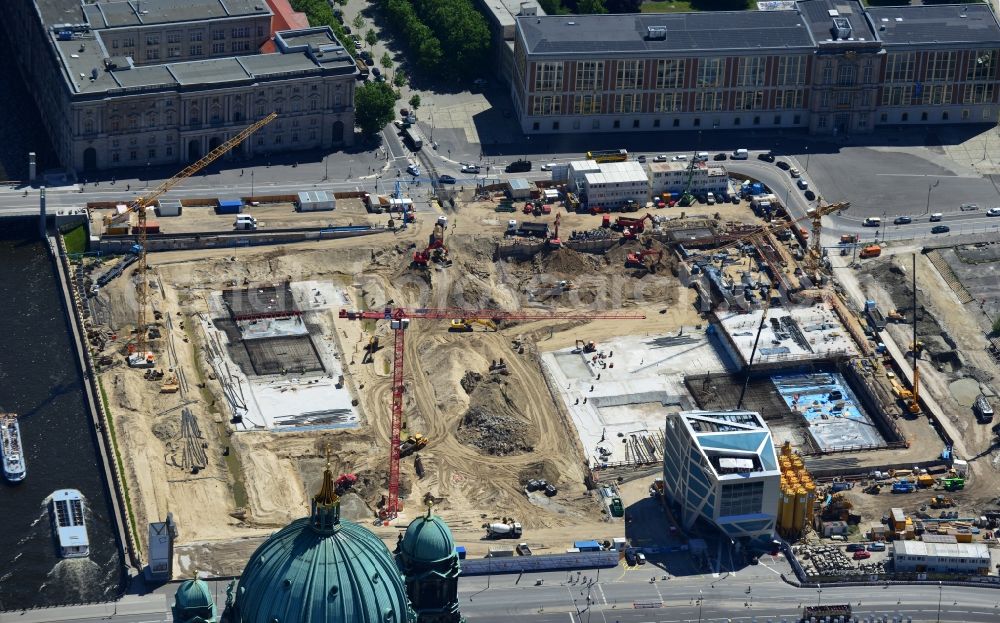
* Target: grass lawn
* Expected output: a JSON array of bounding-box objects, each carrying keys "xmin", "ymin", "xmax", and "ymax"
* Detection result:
[
  {"xmin": 641, "ymin": 0, "xmax": 752, "ymax": 12},
  {"xmin": 63, "ymin": 225, "xmax": 87, "ymax": 255}
]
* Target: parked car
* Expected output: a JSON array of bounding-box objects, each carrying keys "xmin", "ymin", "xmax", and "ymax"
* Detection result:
[
  {"xmin": 867, "ymin": 542, "xmax": 886, "ymax": 552},
  {"xmin": 804, "ymin": 190, "xmax": 816, "ymax": 201},
  {"xmin": 460, "ymin": 164, "xmax": 480, "ymax": 174},
  {"xmin": 756, "ymin": 151, "xmax": 774, "ymax": 162},
  {"xmin": 894, "ymin": 216, "xmax": 912, "ymax": 225},
  {"xmin": 789, "ymin": 167, "xmax": 801, "ymax": 178},
  {"xmin": 505, "ymin": 159, "xmax": 532, "ymax": 173},
  {"xmin": 652, "ymin": 154, "xmax": 668, "ymax": 162},
  {"xmin": 853, "ymin": 550, "xmax": 872, "ymax": 560},
  {"xmin": 637, "ymin": 155, "xmax": 647, "ymax": 163},
  {"xmin": 988, "ymin": 207, "xmax": 1000, "ymax": 216},
  {"xmin": 931, "ymin": 225, "xmax": 951, "ymax": 234},
  {"xmin": 371, "ymin": 67, "xmax": 382, "ymax": 80},
  {"xmin": 714, "ymin": 153, "xmax": 728, "ymax": 161},
  {"xmin": 731, "ymin": 195, "xmax": 740, "ymax": 204},
  {"xmin": 776, "ymin": 160, "xmax": 790, "ymax": 170},
  {"xmin": 671, "ymin": 154, "xmax": 687, "ymax": 161},
  {"xmin": 797, "ymin": 178, "xmax": 809, "ymax": 190},
  {"xmin": 846, "ymin": 543, "xmax": 866, "ymax": 552},
  {"xmin": 406, "ymin": 163, "xmax": 420, "ymax": 176},
  {"xmin": 636, "ymin": 552, "xmax": 647, "ymax": 564},
  {"xmin": 438, "ymin": 174, "xmax": 456, "ymax": 184},
  {"xmin": 544, "ymin": 484, "xmax": 557, "ymax": 496},
  {"xmin": 624, "ymin": 548, "xmax": 637, "ymax": 565},
  {"xmin": 960, "ymin": 203, "xmax": 980, "ymax": 211}
]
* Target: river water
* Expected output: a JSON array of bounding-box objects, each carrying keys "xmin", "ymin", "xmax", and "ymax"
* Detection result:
[{"xmin": 0, "ymin": 26, "xmax": 124, "ymax": 604}]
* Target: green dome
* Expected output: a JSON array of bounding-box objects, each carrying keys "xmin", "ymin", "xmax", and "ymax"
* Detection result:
[
  {"xmin": 401, "ymin": 512, "xmax": 456, "ymax": 564},
  {"xmin": 172, "ymin": 578, "xmax": 217, "ymax": 623},
  {"xmin": 234, "ymin": 517, "xmax": 414, "ymax": 623}
]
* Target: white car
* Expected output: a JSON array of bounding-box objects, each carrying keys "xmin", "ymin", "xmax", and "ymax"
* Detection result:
[
  {"xmin": 671, "ymin": 154, "xmax": 687, "ymax": 161},
  {"xmin": 653, "ymin": 155, "xmax": 668, "ymax": 162},
  {"xmin": 406, "ymin": 164, "xmax": 420, "ymax": 176},
  {"xmin": 540, "ymin": 163, "xmax": 555, "ymax": 171},
  {"xmin": 789, "ymin": 167, "xmax": 801, "ymax": 178},
  {"xmin": 460, "ymin": 164, "xmax": 480, "ymax": 174},
  {"xmin": 988, "ymin": 207, "xmax": 1000, "ymax": 216}
]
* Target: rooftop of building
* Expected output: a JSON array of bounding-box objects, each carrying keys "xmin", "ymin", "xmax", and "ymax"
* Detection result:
[
  {"xmin": 80, "ymin": 0, "xmax": 270, "ymax": 29},
  {"xmin": 866, "ymin": 3, "xmax": 1000, "ymax": 46},
  {"xmin": 36, "ymin": 1, "xmax": 353, "ymax": 96},
  {"xmin": 648, "ymin": 161, "xmax": 726, "ymax": 175},
  {"xmin": 893, "ymin": 540, "xmax": 990, "ymax": 560},
  {"xmin": 797, "ymin": 0, "xmax": 878, "ymax": 47},
  {"xmin": 516, "ymin": 10, "xmax": 816, "ymax": 56},
  {"xmin": 479, "ymin": 0, "xmax": 545, "ymax": 30},
  {"xmin": 717, "ymin": 305, "xmax": 858, "ymax": 368},
  {"xmin": 582, "ymin": 161, "xmax": 648, "ymax": 186},
  {"xmin": 673, "ymin": 410, "xmax": 779, "ymax": 476}
]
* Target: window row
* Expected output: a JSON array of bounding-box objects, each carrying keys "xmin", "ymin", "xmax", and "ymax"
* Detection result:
[
  {"xmin": 884, "ymin": 50, "xmax": 999, "ymax": 83},
  {"xmin": 539, "ymin": 90, "xmax": 808, "ymax": 115}
]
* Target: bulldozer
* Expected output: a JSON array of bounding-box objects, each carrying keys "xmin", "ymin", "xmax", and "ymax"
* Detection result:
[
  {"xmin": 449, "ymin": 318, "xmax": 497, "ymax": 332},
  {"xmin": 160, "ymin": 373, "xmax": 179, "ymax": 393},
  {"xmin": 862, "ymin": 482, "xmax": 881, "ymax": 495},
  {"xmin": 400, "ymin": 433, "xmax": 428, "ymax": 458},
  {"xmin": 930, "ymin": 495, "xmax": 954, "ymax": 509}
]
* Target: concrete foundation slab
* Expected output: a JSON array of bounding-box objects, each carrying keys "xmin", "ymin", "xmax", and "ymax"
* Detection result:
[
  {"xmin": 717, "ymin": 305, "xmax": 858, "ymax": 369},
  {"xmin": 773, "ymin": 372, "xmax": 886, "ymax": 452}
]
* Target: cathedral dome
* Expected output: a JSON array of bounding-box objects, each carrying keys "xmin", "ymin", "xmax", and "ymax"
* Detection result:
[
  {"xmin": 400, "ymin": 509, "xmax": 456, "ymax": 564},
  {"xmin": 233, "ymin": 464, "xmax": 415, "ymax": 623},
  {"xmin": 172, "ymin": 578, "xmax": 216, "ymax": 623}
]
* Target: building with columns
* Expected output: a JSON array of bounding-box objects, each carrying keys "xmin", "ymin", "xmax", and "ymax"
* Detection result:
[
  {"xmin": 511, "ymin": 0, "xmax": 1000, "ymax": 137},
  {"xmin": 5, "ymin": 0, "xmax": 357, "ymax": 174}
]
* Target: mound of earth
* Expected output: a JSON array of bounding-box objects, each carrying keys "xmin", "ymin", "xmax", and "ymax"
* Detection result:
[
  {"xmin": 538, "ymin": 247, "xmax": 595, "ymax": 275},
  {"xmin": 458, "ymin": 376, "xmax": 535, "ymax": 456},
  {"xmin": 518, "ymin": 459, "xmax": 562, "ymax": 486}
]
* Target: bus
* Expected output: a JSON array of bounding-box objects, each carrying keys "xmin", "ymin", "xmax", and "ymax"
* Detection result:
[
  {"xmin": 585, "ymin": 149, "xmax": 628, "ymax": 163},
  {"xmin": 404, "ymin": 125, "xmax": 425, "ymax": 150}
]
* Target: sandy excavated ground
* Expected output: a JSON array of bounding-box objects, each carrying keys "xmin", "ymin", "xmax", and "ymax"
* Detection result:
[
  {"xmin": 858, "ymin": 253, "xmax": 1000, "ymax": 512},
  {"xmin": 85, "ymin": 203, "xmax": 713, "ymax": 567}
]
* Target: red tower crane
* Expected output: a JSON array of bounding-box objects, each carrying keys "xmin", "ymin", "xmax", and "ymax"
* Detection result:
[{"xmin": 338, "ymin": 306, "xmax": 646, "ymax": 519}]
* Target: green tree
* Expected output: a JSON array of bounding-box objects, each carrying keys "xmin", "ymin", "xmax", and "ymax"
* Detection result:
[
  {"xmin": 365, "ymin": 28, "xmax": 378, "ymax": 51},
  {"xmin": 538, "ymin": 0, "xmax": 568, "ymax": 13},
  {"xmin": 993, "ymin": 314, "xmax": 1000, "ymax": 335},
  {"xmin": 576, "ymin": 0, "xmax": 606, "ymax": 13},
  {"xmin": 380, "ymin": 51, "xmax": 393, "ymax": 70},
  {"xmin": 393, "ymin": 69, "xmax": 408, "ymax": 88},
  {"xmin": 352, "ymin": 13, "xmax": 365, "ymax": 31},
  {"xmin": 408, "ymin": 94, "xmax": 421, "ymax": 110},
  {"xmin": 354, "ymin": 81, "xmax": 397, "ymax": 136}
]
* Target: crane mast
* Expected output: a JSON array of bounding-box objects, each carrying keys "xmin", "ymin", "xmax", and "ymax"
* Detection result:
[
  {"xmin": 340, "ymin": 306, "xmax": 646, "ymax": 519},
  {"xmin": 128, "ymin": 113, "xmax": 278, "ymax": 366}
]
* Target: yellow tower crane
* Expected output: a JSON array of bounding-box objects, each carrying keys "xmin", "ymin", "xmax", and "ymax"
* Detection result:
[
  {"xmin": 127, "ymin": 113, "xmax": 278, "ymax": 367},
  {"xmin": 807, "ymin": 197, "xmax": 849, "ymax": 274}
]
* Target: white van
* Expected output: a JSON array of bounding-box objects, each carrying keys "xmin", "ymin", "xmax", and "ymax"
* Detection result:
[
  {"xmin": 863, "ymin": 217, "xmax": 881, "ymax": 227},
  {"xmin": 929, "ymin": 213, "xmax": 943, "ymax": 222},
  {"xmin": 732, "ymin": 148, "xmax": 749, "ymax": 160},
  {"xmin": 235, "ymin": 215, "xmax": 258, "ymax": 230},
  {"xmin": 695, "ymin": 152, "xmax": 709, "ymax": 162},
  {"xmin": 706, "ymin": 192, "xmax": 716, "ymax": 205}
]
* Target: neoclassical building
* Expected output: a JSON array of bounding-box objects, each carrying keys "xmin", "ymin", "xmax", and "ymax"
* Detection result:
[
  {"xmin": 169, "ymin": 461, "xmax": 463, "ymax": 623},
  {"xmin": 512, "ymin": 0, "xmax": 1000, "ymax": 136},
  {"xmin": 5, "ymin": 0, "xmax": 357, "ymax": 174}
]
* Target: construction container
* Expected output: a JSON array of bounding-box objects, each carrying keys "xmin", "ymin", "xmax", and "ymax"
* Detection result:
[
  {"xmin": 455, "ymin": 545, "xmax": 466, "ymax": 560},
  {"xmin": 132, "ymin": 220, "xmax": 160, "ymax": 235},
  {"xmin": 216, "ymin": 199, "xmax": 243, "ymax": 215},
  {"xmin": 105, "ymin": 224, "xmax": 129, "ymax": 236},
  {"xmin": 487, "ymin": 546, "xmax": 514, "ymax": 558},
  {"xmin": 157, "ymin": 200, "xmax": 182, "ymax": 217},
  {"xmin": 297, "ymin": 190, "xmax": 336, "ymax": 211},
  {"xmin": 574, "ymin": 540, "xmax": 601, "ymax": 552}
]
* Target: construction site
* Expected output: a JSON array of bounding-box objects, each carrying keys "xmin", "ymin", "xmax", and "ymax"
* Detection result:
[{"xmin": 61, "ymin": 129, "xmax": 1000, "ymax": 580}]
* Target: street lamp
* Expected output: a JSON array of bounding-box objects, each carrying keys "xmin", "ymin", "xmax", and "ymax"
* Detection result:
[
  {"xmin": 697, "ymin": 590, "xmax": 704, "ymax": 623},
  {"xmin": 924, "ymin": 179, "xmax": 940, "ymax": 216},
  {"xmin": 805, "ymin": 145, "xmax": 810, "ymax": 173},
  {"xmin": 817, "ymin": 584, "xmax": 822, "ymax": 607},
  {"xmin": 936, "ymin": 582, "xmax": 943, "ymax": 623},
  {"xmin": 250, "ymin": 170, "xmax": 254, "ymax": 198}
]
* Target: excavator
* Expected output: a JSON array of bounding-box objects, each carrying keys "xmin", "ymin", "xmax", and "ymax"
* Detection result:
[
  {"xmin": 574, "ymin": 339, "xmax": 597, "ymax": 354},
  {"xmin": 625, "ymin": 249, "xmax": 663, "ymax": 270},
  {"xmin": 399, "ymin": 433, "xmax": 428, "ymax": 457},
  {"xmin": 449, "ymin": 318, "xmax": 497, "ymax": 332}
]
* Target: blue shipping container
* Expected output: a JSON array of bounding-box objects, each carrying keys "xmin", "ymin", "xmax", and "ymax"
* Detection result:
[
  {"xmin": 574, "ymin": 540, "xmax": 601, "ymax": 552},
  {"xmin": 455, "ymin": 546, "xmax": 466, "ymax": 560},
  {"xmin": 217, "ymin": 199, "xmax": 243, "ymax": 215}
]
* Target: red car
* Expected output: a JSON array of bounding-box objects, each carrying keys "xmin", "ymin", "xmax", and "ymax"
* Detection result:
[{"xmin": 853, "ymin": 550, "xmax": 872, "ymax": 560}]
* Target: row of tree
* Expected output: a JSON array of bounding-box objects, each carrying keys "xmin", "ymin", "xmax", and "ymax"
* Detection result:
[
  {"xmin": 382, "ymin": 0, "xmax": 445, "ymax": 73},
  {"xmin": 380, "ymin": 0, "xmax": 490, "ymax": 79}
]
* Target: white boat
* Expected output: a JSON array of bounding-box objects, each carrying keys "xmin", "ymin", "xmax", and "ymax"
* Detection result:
[
  {"xmin": 1, "ymin": 413, "xmax": 26, "ymax": 482},
  {"xmin": 50, "ymin": 489, "xmax": 90, "ymax": 558}
]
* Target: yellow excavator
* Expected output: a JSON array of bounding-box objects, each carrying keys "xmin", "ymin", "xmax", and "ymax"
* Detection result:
[{"xmin": 449, "ymin": 319, "xmax": 497, "ymax": 332}]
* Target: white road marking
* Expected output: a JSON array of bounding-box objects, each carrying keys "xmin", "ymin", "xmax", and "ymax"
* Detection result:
[
  {"xmin": 875, "ymin": 173, "xmax": 979, "ymax": 178},
  {"xmin": 598, "ymin": 583, "xmax": 608, "ymax": 606}
]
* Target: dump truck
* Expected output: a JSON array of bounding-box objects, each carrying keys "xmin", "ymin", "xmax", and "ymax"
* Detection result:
[
  {"xmin": 859, "ymin": 244, "xmax": 881, "ymax": 259},
  {"xmin": 942, "ymin": 477, "xmax": 965, "ymax": 491},
  {"xmin": 485, "ymin": 521, "xmax": 523, "ymax": 539},
  {"xmin": 610, "ymin": 497, "xmax": 625, "ymax": 518},
  {"xmin": 865, "ymin": 300, "xmax": 887, "ymax": 331}
]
